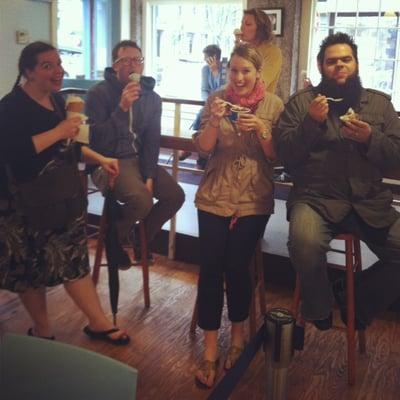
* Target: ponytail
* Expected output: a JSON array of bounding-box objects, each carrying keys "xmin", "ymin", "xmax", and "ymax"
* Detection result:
[
  {"xmin": 12, "ymin": 73, "xmax": 22, "ymax": 91},
  {"xmin": 14, "ymin": 41, "xmax": 56, "ymax": 91}
]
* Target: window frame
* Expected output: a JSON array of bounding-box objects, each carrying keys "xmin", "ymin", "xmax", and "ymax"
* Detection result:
[{"xmin": 303, "ymin": 0, "xmax": 400, "ymax": 110}]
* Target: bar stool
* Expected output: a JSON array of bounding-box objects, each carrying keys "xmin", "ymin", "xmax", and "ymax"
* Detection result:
[
  {"xmin": 291, "ymin": 233, "xmax": 367, "ymax": 385},
  {"xmin": 90, "ymin": 193, "xmax": 150, "ymax": 308},
  {"xmin": 190, "ymin": 240, "xmax": 266, "ymax": 337}
]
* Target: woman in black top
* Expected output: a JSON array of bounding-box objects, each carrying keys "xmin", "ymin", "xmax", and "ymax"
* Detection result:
[{"xmin": 0, "ymin": 41, "xmax": 129, "ymax": 344}]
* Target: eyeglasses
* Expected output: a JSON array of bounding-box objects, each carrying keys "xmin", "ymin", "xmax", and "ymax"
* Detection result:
[{"xmin": 114, "ymin": 56, "xmax": 145, "ymax": 65}]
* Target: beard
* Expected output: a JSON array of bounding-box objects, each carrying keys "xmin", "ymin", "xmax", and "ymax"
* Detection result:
[{"xmin": 317, "ymin": 72, "xmax": 363, "ymax": 116}]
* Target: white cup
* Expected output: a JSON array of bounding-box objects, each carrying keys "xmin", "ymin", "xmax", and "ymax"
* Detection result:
[{"xmin": 230, "ymin": 106, "xmax": 251, "ymax": 122}]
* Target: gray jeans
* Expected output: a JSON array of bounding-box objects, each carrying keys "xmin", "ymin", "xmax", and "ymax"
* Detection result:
[
  {"xmin": 289, "ymin": 203, "xmax": 400, "ymax": 324},
  {"xmin": 92, "ymin": 158, "xmax": 185, "ymax": 244}
]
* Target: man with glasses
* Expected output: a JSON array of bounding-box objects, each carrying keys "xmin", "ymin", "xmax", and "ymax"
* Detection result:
[{"xmin": 86, "ymin": 40, "xmax": 185, "ymax": 265}]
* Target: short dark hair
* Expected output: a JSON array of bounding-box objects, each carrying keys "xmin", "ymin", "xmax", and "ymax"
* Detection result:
[
  {"xmin": 14, "ymin": 41, "xmax": 56, "ymax": 89},
  {"xmin": 203, "ymin": 44, "xmax": 221, "ymax": 60},
  {"xmin": 112, "ymin": 40, "xmax": 142, "ymax": 62},
  {"xmin": 317, "ymin": 32, "xmax": 359, "ymax": 65},
  {"xmin": 243, "ymin": 8, "xmax": 274, "ymax": 42}
]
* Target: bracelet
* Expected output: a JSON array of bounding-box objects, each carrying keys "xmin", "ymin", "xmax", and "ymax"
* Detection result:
[
  {"xmin": 258, "ymin": 129, "xmax": 270, "ymax": 140},
  {"xmin": 208, "ymin": 119, "xmax": 220, "ymax": 129}
]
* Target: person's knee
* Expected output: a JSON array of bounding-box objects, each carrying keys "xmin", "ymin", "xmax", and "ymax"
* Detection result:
[
  {"xmin": 289, "ymin": 233, "xmax": 325, "ymax": 269},
  {"xmin": 167, "ymin": 183, "xmax": 185, "ymax": 210},
  {"xmin": 124, "ymin": 192, "xmax": 153, "ymax": 221},
  {"xmin": 136, "ymin": 197, "xmax": 153, "ymax": 220},
  {"xmin": 289, "ymin": 212, "xmax": 328, "ymax": 268}
]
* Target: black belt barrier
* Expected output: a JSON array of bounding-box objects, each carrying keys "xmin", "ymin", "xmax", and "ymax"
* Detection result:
[
  {"xmin": 207, "ymin": 323, "xmax": 266, "ymax": 400},
  {"xmin": 206, "ymin": 308, "xmax": 298, "ymax": 400}
]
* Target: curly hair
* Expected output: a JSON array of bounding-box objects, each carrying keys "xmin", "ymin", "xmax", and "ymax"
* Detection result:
[
  {"xmin": 203, "ymin": 44, "xmax": 222, "ymax": 61},
  {"xmin": 243, "ymin": 8, "xmax": 274, "ymax": 42}
]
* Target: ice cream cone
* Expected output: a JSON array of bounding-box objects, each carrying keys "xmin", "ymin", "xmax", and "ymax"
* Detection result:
[{"xmin": 66, "ymin": 95, "xmax": 85, "ymax": 113}]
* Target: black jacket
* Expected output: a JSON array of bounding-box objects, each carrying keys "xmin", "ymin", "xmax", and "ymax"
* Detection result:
[
  {"xmin": 86, "ymin": 68, "xmax": 162, "ymax": 180},
  {"xmin": 273, "ymin": 87, "xmax": 400, "ymax": 228}
]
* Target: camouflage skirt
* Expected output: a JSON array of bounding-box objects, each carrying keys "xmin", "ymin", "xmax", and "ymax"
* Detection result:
[{"xmin": 0, "ymin": 211, "xmax": 90, "ymax": 293}]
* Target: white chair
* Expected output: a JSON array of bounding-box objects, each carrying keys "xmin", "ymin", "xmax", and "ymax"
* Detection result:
[{"xmin": 0, "ymin": 333, "xmax": 138, "ymax": 400}]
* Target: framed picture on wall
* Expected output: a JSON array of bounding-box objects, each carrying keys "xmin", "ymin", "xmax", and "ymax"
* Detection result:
[{"xmin": 262, "ymin": 8, "xmax": 284, "ymax": 37}]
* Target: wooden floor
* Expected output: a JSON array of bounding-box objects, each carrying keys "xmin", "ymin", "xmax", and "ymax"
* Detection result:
[{"xmin": 1, "ymin": 244, "xmax": 400, "ymax": 400}]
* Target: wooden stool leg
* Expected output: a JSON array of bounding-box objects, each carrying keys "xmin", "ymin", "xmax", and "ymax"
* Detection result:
[
  {"xmin": 292, "ymin": 274, "xmax": 301, "ymax": 317},
  {"xmin": 345, "ymin": 237, "xmax": 356, "ymax": 385},
  {"xmin": 190, "ymin": 292, "xmax": 199, "ymax": 334},
  {"xmin": 138, "ymin": 221, "xmax": 150, "ymax": 308},
  {"xmin": 353, "ymin": 238, "xmax": 366, "ymax": 354},
  {"xmin": 91, "ymin": 200, "xmax": 107, "ymax": 285}
]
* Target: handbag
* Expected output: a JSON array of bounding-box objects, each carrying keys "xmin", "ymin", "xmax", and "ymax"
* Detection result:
[{"xmin": 13, "ymin": 161, "xmax": 87, "ymax": 230}]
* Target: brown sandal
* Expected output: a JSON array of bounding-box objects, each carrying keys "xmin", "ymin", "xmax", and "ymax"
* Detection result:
[
  {"xmin": 224, "ymin": 346, "xmax": 244, "ymax": 370},
  {"xmin": 195, "ymin": 359, "xmax": 219, "ymax": 389}
]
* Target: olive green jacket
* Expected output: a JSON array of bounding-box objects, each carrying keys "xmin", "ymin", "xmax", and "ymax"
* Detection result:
[
  {"xmin": 194, "ymin": 89, "xmax": 284, "ymax": 217},
  {"xmin": 273, "ymin": 87, "xmax": 400, "ymax": 228}
]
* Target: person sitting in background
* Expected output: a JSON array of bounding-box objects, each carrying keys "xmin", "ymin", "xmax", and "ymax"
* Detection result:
[
  {"xmin": 273, "ymin": 32, "xmax": 400, "ymax": 331},
  {"xmin": 193, "ymin": 44, "xmax": 283, "ymax": 388},
  {"xmin": 0, "ymin": 41, "xmax": 129, "ymax": 345},
  {"xmin": 238, "ymin": 8, "xmax": 282, "ymax": 94},
  {"xmin": 181, "ymin": 44, "xmax": 227, "ymax": 168},
  {"xmin": 86, "ymin": 40, "xmax": 185, "ymax": 265}
]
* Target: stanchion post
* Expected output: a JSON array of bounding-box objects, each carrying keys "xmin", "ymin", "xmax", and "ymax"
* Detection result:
[{"xmin": 264, "ymin": 308, "xmax": 295, "ymax": 400}]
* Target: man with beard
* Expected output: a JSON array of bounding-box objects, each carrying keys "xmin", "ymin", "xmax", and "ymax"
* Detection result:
[
  {"xmin": 87, "ymin": 40, "xmax": 185, "ymax": 266},
  {"xmin": 273, "ymin": 32, "xmax": 400, "ymax": 331}
]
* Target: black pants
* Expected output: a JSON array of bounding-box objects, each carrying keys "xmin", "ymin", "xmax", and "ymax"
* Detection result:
[{"xmin": 197, "ymin": 210, "xmax": 269, "ymax": 330}]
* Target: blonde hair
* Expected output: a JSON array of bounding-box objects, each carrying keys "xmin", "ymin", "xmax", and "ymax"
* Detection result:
[{"xmin": 228, "ymin": 44, "xmax": 263, "ymax": 71}]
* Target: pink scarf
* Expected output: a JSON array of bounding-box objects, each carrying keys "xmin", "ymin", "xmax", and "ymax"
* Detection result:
[{"xmin": 225, "ymin": 79, "xmax": 266, "ymax": 113}]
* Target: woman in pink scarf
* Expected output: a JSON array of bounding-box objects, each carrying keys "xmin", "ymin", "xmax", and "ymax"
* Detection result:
[{"xmin": 193, "ymin": 44, "xmax": 284, "ymax": 388}]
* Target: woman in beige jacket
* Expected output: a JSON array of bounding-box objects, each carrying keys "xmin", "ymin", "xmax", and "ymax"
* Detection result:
[{"xmin": 194, "ymin": 44, "xmax": 283, "ymax": 388}]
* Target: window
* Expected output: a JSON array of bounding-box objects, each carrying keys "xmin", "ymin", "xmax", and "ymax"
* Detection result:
[
  {"xmin": 144, "ymin": 1, "xmax": 243, "ymax": 136},
  {"xmin": 57, "ymin": 0, "xmax": 121, "ymax": 81},
  {"xmin": 144, "ymin": 1, "xmax": 243, "ymax": 99},
  {"xmin": 308, "ymin": 0, "xmax": 400, "ymax": 110}
]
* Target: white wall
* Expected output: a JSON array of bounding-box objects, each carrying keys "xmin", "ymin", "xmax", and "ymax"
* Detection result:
[{"xmin": 0, "ymin": 0, "xmax": 51, "ymax": 97}]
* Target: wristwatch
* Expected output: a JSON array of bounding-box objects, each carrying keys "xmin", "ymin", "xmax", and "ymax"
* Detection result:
[{"xmin": 260, "ymin": 129, "xmax": 269, "ymax": 140}]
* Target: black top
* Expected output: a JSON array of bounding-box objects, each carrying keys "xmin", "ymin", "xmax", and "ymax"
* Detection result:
[{"xmin": 0, "ymin": 87, "xmax": 69, "ymax": 183}]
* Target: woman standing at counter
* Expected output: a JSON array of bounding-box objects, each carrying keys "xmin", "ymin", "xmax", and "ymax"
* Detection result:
[{"xmin": 239, "ymin": 8, "xmax": 283, "ymax": 94}]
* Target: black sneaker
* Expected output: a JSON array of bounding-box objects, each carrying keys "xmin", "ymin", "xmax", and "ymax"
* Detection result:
[
  {"xmin": 332, "ymin": 279, "xmax": 367, "ymax": 331},
  {"xmin": 311, "ymin": 313, "xmax": 332, "ymax": 331}
]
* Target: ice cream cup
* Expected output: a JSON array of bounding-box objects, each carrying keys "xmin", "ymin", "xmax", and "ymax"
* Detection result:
[
  {"xmin": 229, "ymin": 106, "xmax": 251, "ymax": 122},
  {"xmin": 75, "ymin": 124, "xmax": 89, "ymax": 144}
]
